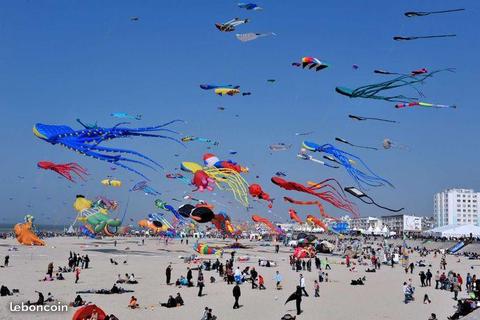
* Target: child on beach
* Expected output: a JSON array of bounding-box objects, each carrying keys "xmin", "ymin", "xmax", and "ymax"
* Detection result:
[{"xmin": 314, "ymin": 280, "xmax": 320, "ymax": 297}]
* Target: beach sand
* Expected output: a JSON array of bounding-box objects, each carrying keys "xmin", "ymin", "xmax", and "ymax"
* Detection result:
[{"xmin": 0, "ymin": 237, "xmax": 475, "ymax": 320}]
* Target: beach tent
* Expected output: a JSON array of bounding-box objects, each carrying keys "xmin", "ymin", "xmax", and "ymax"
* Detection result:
[
  {"xmin": 425, "ymin": 224, "xmax": 480, "ymax": 238},
  {"xmin": 72, "ymin": 304, "xmax": 107, "ymax": 320}
]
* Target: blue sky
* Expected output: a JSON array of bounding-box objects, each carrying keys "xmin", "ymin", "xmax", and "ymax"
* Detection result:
[{"xmin": 0, "ymin": 0, "xmax": 478, "ymax": 226}]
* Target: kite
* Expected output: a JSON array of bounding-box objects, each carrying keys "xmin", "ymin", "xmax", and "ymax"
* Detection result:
[
  {"xmin": 101, "ymin": 179, "xmax": 122, "ymax": 187},
  {"xmin": 275, "ymin": 171, "xmax": 287, "ymax": 177},
  {"xmin": 393, "ymin": 34, "xmax": 456, "ymax": 41},
  {"xmin": 215, "ymin": 88, "xmax": 241, "ymax": 96},
  {"xmin": 289, "ymin": 209, "xmax": 303, "ymax": 224},
  {"xmin": 130, "ymin": 181, "xmax": 161, "ymax": 196},
  {"xmin": 344, "ymin": 186, "xmax": 404, "ymax": 212},
  {"xmin": 191, "ymin": 206, "xmax": 215, "ymax": 223},
  {"xmin": 295, "ymin": 131, "xmax": 314, "ymax": 136},
  {"xmin": 404, "ymin": 8, "xmax": 465, "ymax": 17},
  {"xmin": 238, "ymin": 3, "xmax": 262, "ymax": 10},
  {"xmin": 242, "ymin": 92, "xmax": 252, "ymax": 96},
  {"xmin": 130, "ymin": 16, "xmax": 139, "ymax": 21},
  {"xmin": 195, "ymin": 243, "xmax": 222, "ymax": 255},
  {"xmin": 348, "ymin": 114, "xmax": 397, "ymax": 123},
  {"xmin": 212, "ymin": 212, "xmax": 234, "ymax": 234},
  {"xmin": 251, "ymin": 214, "xmax": 283, "ymax": 234},
  {"xmin": 236, "ymin": 32, "xmax": 275, "ymax": 42},
  {"xmin": 292, "ymin": 57, "xmax": 329, "ymax": 71},
  {"xmin": 166, "ymin": 173, "xmax": 191, "ymax": 185},
  {"xmin": 335, "ymin": 137, "xmax": 378, "ymax": 151},
  {"xmin": 395, "ymin": 101, "xmax": 456, "ymax": 109},
  {"xmin": 138, "ymin": 218, "xmax": 167, "ymax": 233},
  {"xmin": 181, "ymin": 161, "xmax": 249, "ymax": 207},
  {"xmin": 203, "ymin": 153, "xmax": 248, "ymax": 173},
  {"xmin": 200, "ymin": 84, "xmax": 239, "ymax": 90},
  {"xmin": 293, "ymin": 246, "xmax": 316, "ymax": 259},
  {"xmin": 411, "ymin": 68, "xmax": 428, "ymax": 76},
  {"xmin": 267, "ymin": 79, "xmax": 276, "ymax": 83},
  {"xmin": 306, "ymin": 215, "xmax": 328, "ymax": 230},
  {"xmin": 296, "ymin": 150, "xmax": 339, "ymax": 169},
  {"xmin": 352, "ymin": 64, "xmax": 359, "ymax": 70},
  {"xmin": 301, "ymin": 141, "xmax": 393, "ymax": 189},
  {"xmin": 154, "ymin": 199, "xmax": 184, "ymax": 221},
  {"xmin": 382, "ymin": 138, "xmax": 409, "ymax": 150},
  {"xmin": 215, "ymin": 18, "xmax": 249, "ymax": 32},
  {"xmin": 76, "ymin": 119, "xmax": 98, "ymax": 129},
  {"xmin": 111, "ymin": 112, "xmax": 142, "ymax": 120},
  {"xmin": 269, "ymin": 143, "xmax": 291, "ymax": 152},
  {"xmin": 271, "ymin": 177, "xmax": 358, "ymax": 217},
  {"xmin": 73, "ymin": 195, "xmax": 122, "ymax": 236},
  {"xmin": 181, "ymin": 136, "xmax": 219, "ymax": 146},
  {"xmin": 249, "ymin": 184, "xmax": 273, "ymax": 208},
  {"xmin": 33, "ymin": 120, "xmax": 183, "ymax": 180},
  {"xmin": 335, "ymin": 69, "xmax": 450, "ymax": 102},
  {"xmin": 37, "ymin": 161, "xmax": 88, "ymax": 182},
  {"xmin": 14, "ymin": 215, "xmax": 45, "ymax": 246}
]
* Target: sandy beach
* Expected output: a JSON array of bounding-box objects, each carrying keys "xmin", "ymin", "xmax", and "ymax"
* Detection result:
[{"xmin": 0, "ymin": 236, "xmax": 476, "ymax": 320}]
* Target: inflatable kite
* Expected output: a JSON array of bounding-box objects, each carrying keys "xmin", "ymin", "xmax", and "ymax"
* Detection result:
[
  {"xmin": 271, "ymin": 176, "xmax": 358, "ymax": 217},
  {"xmin": 215, "ymin": 88, "xmax": 241, "ymax": 96},
  {"xmin": 182, "ymin": 136, "xmax": 219, "ymax": 146},
  {"xmin": 249, "ymin": 184, "xmax": 273, "ymax": 208},
  {"xmin": 154, "ymin": 199, "xmax": 184, "ymax": 221},
  {"xmin": 130, "ymin": 181, "xmax": 161, "ymax": 195},
  {"xmin": 289, "ymin": 209, "xmax": 303, "ymax": 224},
  {"xmin": 33, "ymin": 120, "xmax": 183, "ymax": 180},
  {"xmin": 215, "ymin": 18, "xmax": 249, "ymax": 32},
  {"xmin": 138, "ymin": 218, "xmax": 167, "ymax": 233},
  {"xmin": 212, "ymin": 211, "xmax": 234, "ymax": 234},
  {"xmin": 395, "ymin": 101, "xmax": 456, "ymax": 109},
  {"xmin": 393, "ymin": 34, "xmax": 456, "ymax": 41},
  {"xmin": 335, "ymin": 137, "xmax": 378, "ymax": 151},
  {"xmin": 251, "ymin": 214, "xmax": 283, "ymax": 234},
  {"xmin": 238, "ymin": 3, "xmax": 262, "ymax": 10},
  {"xmin": 200, "ymin": 84, "xmax": 239, "ymax": 90},
  {"xmin": 306, "ymin": 215, "xmax": 328, "ymax": 231},
  {"xmin": 404, "ymin": 8, "xmax": 464, "ymax": 17},
  {"xmin": 348, "ymin": 114, "xmax": 397, "ymax": 123},
  {"xmin": 14, "ymin": 215, "xmax": 45, "ymax": 246},
  {"xmin": 335, "ymin": 69, "xmax": 451, "ymax": 103},
  {"xmin": 301, "ymin": 141, "xmax": 393, "ymax": 189},
  {"xmin": 203, "ymin": 153, "xmax": 248, "ymax": 173},
  {"xmin": 292, "ymin": 57, "xmax": 328, "ymax": 71},
  {"xmin": 190, "ymin": 206, "xmax": 215, "ymax": 223},
  {"xmin": 236, "ymin": 32, "xmax": 275, "ymax": 42},
  {"xmin": 37, "ymin": 161, "xmax": 88, "ymax": 182},
  {"xmin": 111, "ymin": 112, "xmax": 141, "ymax": 120},
  {"xmin": 269, "ymin": 143, "xmax": 291, "ymax": 152},
  {"xmin": 181, "ymin": 161, "xmax": 249, "ymax": 207},
  {"xmin": 195, "ymin": 243, "xmax": 222, "ymax": 255},
  {"xmin": 344, "ymin": 186, "xmax": 404, "ymax": 212},
  {"xmin": 101, "ymin": 179, "xmax": 122, "ymax": 187},
  {"xmin": 73, "ymin": 195, "xmax": 121, "ymax": 236}
]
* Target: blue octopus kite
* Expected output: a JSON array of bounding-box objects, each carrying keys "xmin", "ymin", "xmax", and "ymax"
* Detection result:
[
  {"xmin": 302, "ymin": 141, "xmax": 393, "ymax": 189},
  {"xmin": 33, "ymin": 120, "xmax": 184, "ymax": 180}
]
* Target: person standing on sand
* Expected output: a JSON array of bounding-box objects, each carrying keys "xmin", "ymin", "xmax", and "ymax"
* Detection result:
[
  {"xmin": 295, "ymin": 285, "xmax": 302, "ymax": 315},
  {"xmin": 435, "ymin": 271, "xmax": 440, "ymax": 289},
  {"xmin": 198, "ymin": 271, "xmax": 205, "ymax": 297},
  {"xmin": 187, "ymin": 267, "xmax": 193, "ymax": 287},
  {"xmin": 166, "ymin": 264, "xmax": 172, "ymax": 285},
  {"xmin": 426, "ymin": 269, "xmax": 432, "ymax": 286},
  {"xmin": 299, "ymin": 274, "xmax": 308, "ymax": 297},
  {"xmin": 47, "ymin": 262, "xmax": 53, "ymax": 278},
  {"xmin": 75, "ymin": 267, "xmax": 80, "ymax": 284},
  {"xmin": 4, "ymin": 255, "xmax": 9, "ymax": 267},
  {"xmin": 233, "ymin": 283, "xmax": 241, "ymax": 309}
]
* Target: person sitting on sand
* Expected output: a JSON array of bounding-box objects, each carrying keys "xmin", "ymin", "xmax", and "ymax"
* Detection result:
[
  {"xmin": 161, "ymin": 295, "xmax": 177, "ymax": 308},
  {"xmin": 27, "ymin": 291, "xmax": 44, "ymax": 306},
  {"xmin": 56, "ymin": 273, "xmax": 65, "ymax": 280},
  {"xmin": 70, "ymin": 295, "xmax": 85, "ymax": 307},
  {"xmin": 127, "ymin": 273, "xmax": 138, "ymax": 284},
  {"xmin": 46, "ymin": 292, "xmax": 54, "ymax": 302},
  {"xmin": 0, "ymin": 285, "xmax": 12, "ymax": 296},
  {"xmin": 116, "ymin": 274, "xmax": 126, "ymax": 283},
  {"xmin": 175, "ymin": 293, "xmax": 184, "ymax": 306},
  {"xmin": 110, "ymin": 284, "xmax": 120, "ymax": 294},
  {"xmin": 128, "ymin": 296, "xmax": 139, "ymax": 309}
]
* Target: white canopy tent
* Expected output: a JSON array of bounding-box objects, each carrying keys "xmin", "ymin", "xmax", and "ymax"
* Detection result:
[{"xmin": 425, "ymin": 224, "xmax": 480, "ymax": 238}]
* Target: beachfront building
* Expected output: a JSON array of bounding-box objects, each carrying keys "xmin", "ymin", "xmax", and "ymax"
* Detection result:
[
  {"xmin": 380, "ymin": 214, "xmax": 422, "ymax": 234},
  {"xmin": 349, "ymin": 216, "xmax": 381, "ymax": 232},
  {"xmin": 434, "ymin": 188, "xmax": 480, "ymax": 227}
]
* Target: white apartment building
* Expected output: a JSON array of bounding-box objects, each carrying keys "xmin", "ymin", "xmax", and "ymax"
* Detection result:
[{"xmin": 434, "ymin": 189, "xmax": 480, "ymax": 227}]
